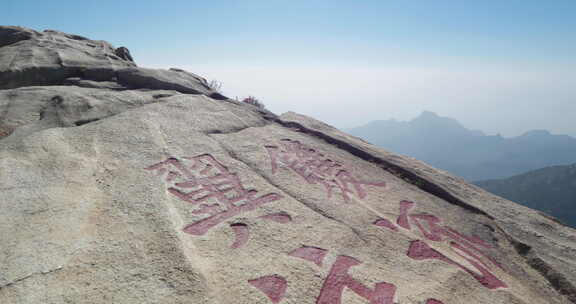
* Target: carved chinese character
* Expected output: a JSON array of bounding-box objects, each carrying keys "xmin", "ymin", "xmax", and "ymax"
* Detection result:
[
  {"xmin": 288, "ymin": 246, "xmax": 396, "ymax": 304},
  {"xmin": 408, "ymin": 240, "xmax": 506, "ymax": 289},
  {"xmin": 146, "ymin": 154, "xmax": 283, "ymax": 240},
  {"xmin": 316, "ymin": 255, "xmax": 397, "ymax": 304},
  {"xmin": 253, "ymin": 245, "xmax": 446, "ymax": 303},
  {"xmin": 266, "ymin": 139, "xmax": 385, "ymax": 202},
  {"xmin": 249, "ymin": 275, "xmax": 288, "ymax": 303},
  {"xmin": 374, "ymin": 200, "xmax": 507, "ymax": 289}
]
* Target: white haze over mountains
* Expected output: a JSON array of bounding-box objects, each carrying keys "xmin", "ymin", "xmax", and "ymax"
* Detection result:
[
  {"xmin": 347, "ymin": 111, "xmax": 576, "ymax": 181},
  {"xmin": 145, "ymin": 63, "xmax": 576, "ymax": 138}
]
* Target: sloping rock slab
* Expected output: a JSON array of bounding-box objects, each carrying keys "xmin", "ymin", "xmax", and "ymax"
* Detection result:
[
  {"xmin": 0, "ymin": 26, "xmax": 39, "ymax": 48},
  {"xmin": 116, "ymin": 67, "xmax": 223, "ymax": 98},
  {"xmin": 63, "ymin": 77, "xmax": 128, "ymax": 90},
  {"xmin": 277, "ymin": 111, "xmax": 576, "ymax": 303},
  {"xmin": 0, "ymin": 26, "xmax": 135, "ymax": 89},
  {"xmin": 0, "ymin": 26, "xmax": 225, "ymax": 100},
  {"xmin": 1, "ymin": 90, "xmax": 575, "ymax": 304},
  {"xmin": 0, "ymin": 86, "xmax": 179, "ymax": 140}
]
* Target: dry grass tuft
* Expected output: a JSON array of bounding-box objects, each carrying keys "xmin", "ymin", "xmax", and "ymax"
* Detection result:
[{"xmin": 241, "ymin": 96, "xmax": 265, "ymax": 110}]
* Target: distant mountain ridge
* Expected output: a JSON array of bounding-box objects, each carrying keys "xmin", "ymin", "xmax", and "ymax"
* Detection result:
[
  {"xmin": 348, "ymin": 111, "xmax": 576, "ymax": 181},
  {"xmin": 475, "ymin": 163, "xmax": 576, "ymax": 228}
]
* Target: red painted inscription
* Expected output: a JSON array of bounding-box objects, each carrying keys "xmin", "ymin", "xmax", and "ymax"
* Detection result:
[
  {"xmin": 249, "ymin": 275, "xmax": 288, "ymax": 303},
  {"xmin": 265, "ymin": 139, "xmax": 386, "ymax": 202},
  {"xmin": 316, "ymin": 255, "xmax": 396, "ymax": 304},
  {"xmin": 408, "ymin": 240, "xmax": 506, "ymax": 289},
  {"xmin": 289, "ymin": 246, "xmax": 328, "ymax": 267},
  {"xmin": 373, "ymin": 218, "xmax": 398, "ymax": 232},
  {"xmin": 374, "ymin": 200, "xmax": 507, "ymax": 289},
  {"xmin": 256, "ymin": 245, "xmax": 446, "ymax": 303},
  {"xmin": 260, "ymin": 212, "xmax": 293, "ymax": 224},
  {"xmin": 146, "ymin": 154, "xmax": 282, "ymax": 238}
]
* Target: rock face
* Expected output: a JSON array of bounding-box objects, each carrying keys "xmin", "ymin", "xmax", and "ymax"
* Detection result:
[
  {"xmin": 1, "ymin": 26, "xmax": 575, "ymax": 304},
  {"xmin": 114, "ymin": 46, "xmax": 134, "ymax": 63},
  {"xmin": 0, "ymin": 26, "xmax": 223, "ymax": 99}
]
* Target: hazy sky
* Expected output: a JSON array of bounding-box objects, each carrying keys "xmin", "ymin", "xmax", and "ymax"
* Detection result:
[{"xmin": 4, "ymin": 0, "xmax": 576, "ymax": 136}]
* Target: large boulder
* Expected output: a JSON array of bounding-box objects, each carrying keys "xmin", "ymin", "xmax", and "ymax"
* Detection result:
[
  {"xmin": 0, "ymin": 27, "xmax": 136, "ymax": 89},
  {"xmin": 0, "ymin": 27, "xmax": 575, "ymax": 304},
  {"xmin": 0, "ymin": 26, "xmax": 224, "ymax": 99},
  {"xmin": 0, "ymin": 26, "xmax": 39, "ymax": 48},
  {"xmin": 114, "ymin": 46, "xmax": 134, "ymax": 63}
]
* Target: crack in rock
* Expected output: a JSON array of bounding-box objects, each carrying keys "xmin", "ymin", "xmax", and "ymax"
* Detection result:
[
  {"xmin": 509, "ymin": 239, "xmax": 576, "ymax": 303},
  {"xmin": 263, "ymin": 114, "xmax": 495, "ymax": 220},
  {"xmin": 0, "ymin": 266, "xmax": 64, "ymax": 291}
]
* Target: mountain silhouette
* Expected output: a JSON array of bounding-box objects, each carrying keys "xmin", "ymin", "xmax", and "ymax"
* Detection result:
[
  {"xmin": 348, "ymin": 111, "xmax": 576, "ymax": 181},
  {"xmin": 475, "ymin": 163, "xmax": 576, "ymax": 227}
]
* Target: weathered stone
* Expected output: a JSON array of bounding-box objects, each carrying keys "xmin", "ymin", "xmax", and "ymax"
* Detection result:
[
  {"xmin": 81, "ymin": 67, "xmax": 118, "ymax": 82},
  {"xmin": 116, "ymin": 67, "xmax": 214, "ymax": 95},
  {"xmin": 1, "ymin": 27, "xmax": 575, "ymax": 304},
  {"xmin": 63, "ymin": 77, "xmax": 128, "ymax": 90},
  {"xmin": 114, "ymin": 46, "xmax": 134, "ymax": 62},
  {"xmin": 43, "ymin": 29, "xmax": 90, "ymax": 41},
  {"xmin": 0, "ymin": 26, "xmax": 135, "ymax": 90},
  {"xmin": 0, "ymin": 86, "xmax": 181, "ymax": 139},
  {"xmin": 0, "ymin": 26, "xmax": 224, "ymax": 100},
  {"xmin": 0, "ymin": 26, "xmax": 39, "ymax": 47}
]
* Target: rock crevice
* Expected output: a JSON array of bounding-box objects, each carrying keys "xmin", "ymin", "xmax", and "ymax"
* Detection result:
[
  {"xmin": 0, "ymin": 266, "xmax": 64, "ymax": 291},
  {"xmin": 264, "ymin": 114, "xmax": 495, "ymax": 220}
]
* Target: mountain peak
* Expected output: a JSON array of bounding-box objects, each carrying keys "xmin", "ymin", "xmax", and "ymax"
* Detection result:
[
  {"xmin": 419, "ymin": 110, "xmax": 440, "ymax": 118},
  {"xmin": 408, "ymin": 111, "xmax": 485, "ymax": 138},
  {"xmin": 412, "ymin": 111, "xmax": 457, "ymax": 124},
  {"xmin": 521, "ymin": 129, "xmax": 552, "ymax": 137}
]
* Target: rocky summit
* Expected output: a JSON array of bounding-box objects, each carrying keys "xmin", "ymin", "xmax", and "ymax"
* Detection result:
[{"xmin": 1, "ymin": 26, "xmax": 575, "ymax": 304}]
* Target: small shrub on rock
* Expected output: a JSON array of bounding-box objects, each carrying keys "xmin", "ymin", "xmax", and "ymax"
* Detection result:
[
  {"xmin": 207, "ymin": 79, "xmax": 222, "ymax": 93},
  {"xmin": 242, "ymin": 96, "xmax": 265, "ymax": 110}
]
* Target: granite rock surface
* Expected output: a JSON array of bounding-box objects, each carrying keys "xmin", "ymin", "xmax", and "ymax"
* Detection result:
[
  {"xmin": 1, "ymin": 26, "xmax": 575, "ymax": 304},
  {"xmin": 0, "ymin": 26, "xmax": 221, "ymax": 99}
]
